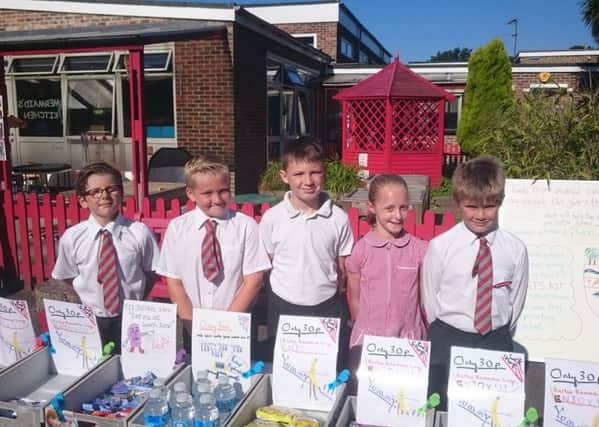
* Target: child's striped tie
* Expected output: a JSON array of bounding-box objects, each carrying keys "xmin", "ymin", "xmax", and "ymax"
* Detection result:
[
  {"xmin": 98, "ymin": 230, "xmax": 121, "ymax": 315},
  {"xmin": 201, "ymin": 219, "xmax": 223, "ymax": 282},
  {"xmin": 473, "ymin": 237, "xmax": 493, "ymax": 335}
]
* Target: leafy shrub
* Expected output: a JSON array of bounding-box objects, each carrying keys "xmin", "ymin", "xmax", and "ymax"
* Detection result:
[{"xmin": 258, "ymin": 161, "xmax": 286, "ymax": 193}]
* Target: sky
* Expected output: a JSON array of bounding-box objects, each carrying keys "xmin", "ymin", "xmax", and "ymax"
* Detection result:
[{"xmin": 216, "ymin": 0, "xmax": 597, "ymax": 62}]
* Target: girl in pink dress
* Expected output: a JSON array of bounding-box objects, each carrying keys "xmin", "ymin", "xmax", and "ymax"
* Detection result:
[{"xmin": 345, "ymin": 174, "xmax": 428, "ymax": 393}]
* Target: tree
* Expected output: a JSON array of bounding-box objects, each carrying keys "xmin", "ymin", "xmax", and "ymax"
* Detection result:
[
  {"xmin": 457, "ymin": 39, "xmax": 513, "ymax": 155},
  {"xmin": 581, "ymin": 0, "xmax": 599, "ymax": 44},
  {"xmin": 429, "ymin": 47, "xmax": 472, "ymax": 62}
]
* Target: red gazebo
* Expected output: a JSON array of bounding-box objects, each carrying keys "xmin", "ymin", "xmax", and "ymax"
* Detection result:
[{"xmin": 334, "ymin": 55, "xmax": 455, "ymax": 186}]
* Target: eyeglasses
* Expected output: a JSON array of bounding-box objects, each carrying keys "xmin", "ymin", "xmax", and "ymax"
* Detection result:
[{"xmin": 84, "ymin": 185, "xmax": 122, "ymax": 198}]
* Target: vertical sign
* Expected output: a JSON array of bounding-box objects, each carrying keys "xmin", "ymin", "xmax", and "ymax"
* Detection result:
[
  {"xmin": 121, "ymin": 300, "xmax": 177, "ymax": 378},
  {"xmin": 192, "ymin": 308, "xmax": 252, "ymax": 392},
  {"xmin": 448, "ymin": 346, "xmax": 525, "ymax": 427},
  {"xmin": 356, "ymin": 336, "xmax": 430, "ymax": 427},
  {"xmin": 43, "ymin": 299, "xmax": 103, "ymax": 376},
  {"xmin": 544, "ymin": 358, "xmax": 599, "ymax": 426},
  {"xmin": 0, "ymin": 297, "xmax": 36, "ymax": 366},
  {"xmin": 273, "ymin": 315, "xmax": 340, "ymax": 412}
]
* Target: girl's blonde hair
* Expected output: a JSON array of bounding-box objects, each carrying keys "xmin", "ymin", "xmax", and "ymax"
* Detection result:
[
  {"xmin": 184, "ymin": 155, "xmax": 230, "ymax": 188},
  {"xmin": 366, "ymin": 174, "xmax": 409, "ymax": 225}
]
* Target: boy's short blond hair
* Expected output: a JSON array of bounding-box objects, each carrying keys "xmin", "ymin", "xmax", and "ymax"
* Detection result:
[
  {"xmin": 452, "ymin": 154, "xmax": 505, "ymax": 204},
  {"xmin": 184, "ymin": 155, "xmax": 230, "ymax": 188}
]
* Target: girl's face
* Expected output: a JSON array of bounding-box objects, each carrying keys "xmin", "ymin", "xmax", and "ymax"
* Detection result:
[{"xmin": 367, "ymin": 183, "xmax": 410, "ymax": 240}]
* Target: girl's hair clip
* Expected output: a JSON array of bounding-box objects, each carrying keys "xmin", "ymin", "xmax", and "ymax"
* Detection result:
[
  {"xmin": 102, "ymin": 342, "xmax": 115, "ymax": 360},
  {"xmin": 38, "ymin": 332, "xmax": 56, "ymax": 354},
  {"xmin": 416, "ymin": 393, "xmax": 440, "ymax": 415},
  {"xmin": 519, "ymin": 407, "xmax": 539, "ymax": 427},
  {"xmin": 327, "ymin": 369, "xmax": 350, "ymax": 392},
  {"xmin": 242, "ymin": 361, "xmax": 265, "ymax": 378}
]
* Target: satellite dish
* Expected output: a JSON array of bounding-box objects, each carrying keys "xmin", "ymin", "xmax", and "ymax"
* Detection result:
[{"xmin": 539, "ymin": 72, "xmax": 551, "ymax": 83}]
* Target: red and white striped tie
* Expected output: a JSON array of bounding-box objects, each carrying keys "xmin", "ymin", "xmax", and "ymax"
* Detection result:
[
  {"xmin": 201, "ymin": 220, "xmax": 223, "ymax": 282},
  {"xmin": 98, "ymin": 230, "xmax": 121, "ymax": 315},
  {"xmin": 473, "ymin": 237, "xmax": 493, "ymax": 335}
]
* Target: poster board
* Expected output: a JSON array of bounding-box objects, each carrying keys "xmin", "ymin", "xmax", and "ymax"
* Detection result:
[
  {"xmin": 0, "ymin": 297, "xmax": 36, "ymax": 366},
  {"xmin": 191, "ymin": 308, "xmax": 251, "ymax": 392},
  {"xmin": 272, "ymin": 315, "xmax": 340, "ymax": 412},
  {"xmin": 502, "ymin": 179, "xmax": 599, "ymax": 361},
  {"xmin": 356, "ymin": 336, "xmax": 430, "ymax": 427}
]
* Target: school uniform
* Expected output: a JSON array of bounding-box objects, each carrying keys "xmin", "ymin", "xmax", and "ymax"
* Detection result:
[
  {"xmin": 52, "ymin": 214, "xmax": 160, "ymax": 350},
  {"xmin": 259, "ymin": 192, "xmax": 354, "ymax": 367},
  {"xmin": 421, "ymin": 221, "xmax": 529, "ymax": 409},
  {"xmin": 156, "ymin": 207, "xmax": 271, "ymax": 350}
]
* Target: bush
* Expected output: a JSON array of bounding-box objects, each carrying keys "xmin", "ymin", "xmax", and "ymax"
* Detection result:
[
  {"xmin": 258, "ymin": 161, "xmax": 287, "ymax": 193},
  {"xmin": 486, "ymin": 91, "xmax": 599, "ymax": 180}
]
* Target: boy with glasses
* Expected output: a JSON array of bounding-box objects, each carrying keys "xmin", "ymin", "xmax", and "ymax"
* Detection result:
[{"xmin": 52, "ymin": 162, "xmax": 160, "ymax": 350}]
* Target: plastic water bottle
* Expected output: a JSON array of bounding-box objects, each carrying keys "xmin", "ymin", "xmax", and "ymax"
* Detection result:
[
  {"xmin": 213, "ymin": 375, "xmax": 237, "ymax": 423},
  {"xmin": 170, "ymin": 381, "xmax": 188, "ymax": 410},
  {"xmin": 154, "ymin": 377, "xmax": 170, "ymax": 403},
  {"xmin": 193, "ymin": 382, "xmax": 215, "ymax": 407},
  {"xmin": 193, "ymin": 370, "xmax": 212, "ymax": 396},
  {"xmin": 171, "ymin": 393, "xmax": 195, "ymax": 427},
  {"xmin": 144, "ymin": 388, "xmax": 169, "ymax": 427},
  {"xmin": 193, "ymin": 393, "xmax": 220, "ymax": 427}
]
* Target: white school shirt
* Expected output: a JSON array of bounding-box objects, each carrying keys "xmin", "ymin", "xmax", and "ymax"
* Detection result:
[
  {"xmin": 156, "ymin": 207, "xmax": 270, "ymax": 309},
  {"xmin": 421, "ymin": 222, "xmax": 529, "ymax": 334},
  {"xmin": 259, "ymin": 191, "xmax": 354, "ymax": 306},
  {"xmin": 52, "ymin": 214, "xmax": 160, "ymax": 317}
]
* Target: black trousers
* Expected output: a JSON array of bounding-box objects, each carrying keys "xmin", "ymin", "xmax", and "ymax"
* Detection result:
[
  {"xmin": 267, "ymin": 290, "xmax": 351, "ymax": 371},
  {"xmin": 427, "ymin": 319, "xmax": 513, "ymax": 411},
  {"xmin": 96, "ymin": 315, "xmax": 122, "ymax": 354}
]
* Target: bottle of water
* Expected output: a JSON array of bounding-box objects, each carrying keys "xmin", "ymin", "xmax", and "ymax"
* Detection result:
[
  {"xmin": 144, "ymin": 388, "xmax": 169, "ymax": 427},
  {"xmin": 171, "ymin": 393, "xmax": 195, "ymax": 427},
  {"xmin": 193, "ymin": 370, "xmax": 212, "ymax": 396},
  {"xmin": 193, "ymin": 382, "xmax": 215, "ymax": 407},
  {"xmin": 170, "ymin": 381, "xmax": 188, "ymax": 410},
  {"xmin": 154, "ymin": 377, "xmax": 170, "ymax": 403},
  {"xmin": 194, "ymin": 393, "xmax": 220, "ymax": 427},
  {"xmin": 213, "ymin": 375, "xmax": 237, "ymax": 423}
]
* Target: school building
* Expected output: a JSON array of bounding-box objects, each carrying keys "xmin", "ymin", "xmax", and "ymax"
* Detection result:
[{"xmin": 1, "ymin": 1, "xmax": 599, "ymax": 193}]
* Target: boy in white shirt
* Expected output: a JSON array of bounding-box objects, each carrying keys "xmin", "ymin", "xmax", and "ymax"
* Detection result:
[
  {"xmin": 259, "ymin": 141, "xmax": 354, "ymax": 368},
  {"xmin": 157, "ymin": 155, "xmax": 270, "ymax": 351},
  {"xmin": 422, "ymin": 154, "xmax": 529, "ymax": 409},
  {"xmin": 52, "ymin": 162, "xmax": 160, "ymax": 351}
]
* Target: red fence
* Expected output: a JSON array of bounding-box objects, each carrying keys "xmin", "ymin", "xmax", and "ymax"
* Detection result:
[{"xmin": 1, "ymin": 192, "xmax": 456, "ymax": 290}]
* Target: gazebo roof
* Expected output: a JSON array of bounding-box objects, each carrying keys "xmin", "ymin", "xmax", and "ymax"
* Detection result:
[{"xmin": 334, "ymin": 55, "xmax": 456, "ymax": 101}]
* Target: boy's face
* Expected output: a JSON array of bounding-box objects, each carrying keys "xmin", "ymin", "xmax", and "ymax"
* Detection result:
[
  {"xmin": 458, "ymin": 198, "xmax": 500, "ymax": 236},
  {"xmin": 186, "ymin": 172, "xmax": 231, "ymax": 219},
  {"xmin": 78, "ymin": 173, "xmax": 122, "ymax": 226},
  {"xmin": 280, "ymin": 159, "xmax": 325, "ymax": 210}
]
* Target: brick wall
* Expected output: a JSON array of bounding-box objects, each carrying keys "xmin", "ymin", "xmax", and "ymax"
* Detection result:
[
  {"xmin": 512, "ymin": 72, "xmax": 582, "ymax": 97},
  {"xmin": 519, "ymin": 54, "xmax": 599, "ymax": 64},
  {"xmin": 274, "ymin": 22, "xmax": 338, "ymax": 61}
]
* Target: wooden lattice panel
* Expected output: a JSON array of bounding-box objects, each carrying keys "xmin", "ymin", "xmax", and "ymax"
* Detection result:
[
  {"xmin": 391, "ymin": 99, "xmax": 439, "ymax": 152},
  {"xmin": 347, "ymin": 99, "xmax": 386, "ymax": 151}
]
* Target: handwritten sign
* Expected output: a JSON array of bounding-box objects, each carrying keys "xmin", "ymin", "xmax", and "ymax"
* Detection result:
[
  {"xmin": 356, "ymin": 335, "xmax": 430, "ymax": 427},
  {"xmin": 448, "ymin": 346, "xmax": 525, "ymax": 427},
  {"xmin": 192, "ymin": 308, "xmax": 251, "ymax": 391},
  {"xmin": 121, "ymin": 300, "xmax": 177, "ymax": 378},
  {"xmin": 544, "ymin": 358, "xmax": 599, "ymax": 427},
  {"xmin": 502, "ymin": 179, "xmax": 599, "ymax": 361},
  {"xmin": 273, "ymin": 315, "xmax": 340, "ymax": 412},
  {"xmin": 43, "ymin": 298, "xmax": 102, "ymax": 376},
  {"xmin": 0, "ymin": 297, "xmax": 36, "ymax": 366}
]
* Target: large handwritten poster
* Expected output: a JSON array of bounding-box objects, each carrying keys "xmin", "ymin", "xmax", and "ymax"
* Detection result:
[
  {"xmin": 502, "ymin": 179, "xmax": 599, "ymax": 361},
  {"xmin": 121, "ymin": 300, "xmax": 177, "ymax": 378},
  {"xmin": 0, "ymin": 297, "xmax": 36, "ymax": 366},
  {"xmin": 273, "ymin": 315, "xmax": 340, "ymax": 412},
  {"xmin": 43, "ymin": 299, "xmax": 103, "ymax": 376},
  {"xmin": 448, "ymin": 346, "xmax": 525, "ymax": 427},
  {"xmin": 356, "ymin": 336, "xmax": 430, "ymax": 427},
  {"xmin": 192, "ymin": 308, "xmax": 251, "ymax": 392},
  {"xmin": 544, "ymin": 358, "xmax": 599, "ymax": 427}
]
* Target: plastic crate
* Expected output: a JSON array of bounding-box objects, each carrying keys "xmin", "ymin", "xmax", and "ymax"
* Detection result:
[{"xmin": 227, "ymin": 373, "xmax": 346, "ymax": 427}]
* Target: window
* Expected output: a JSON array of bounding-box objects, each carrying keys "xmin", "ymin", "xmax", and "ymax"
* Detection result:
[
  {"xmin": 122, "ymin": 77, "xmax": 175, "ymax": 138},
  {"xmin": 360, "ymin": 32, "xmax": 381, "ymax": 57},
  {"xmin": 444, "ymin": 95, "xmax": 462, "ymax": 135},
  {"xmin": 8, "ymin": 56, "xmax": 58, "ymax": 75},
  {"xmin": 340, "ymin": 9, "xmax": 359, "ymax": 36},
  {"xmin": 60, "ymin": 54, "xmax": 113, "ymax": 74},
  {"xmin": 340, "ymin": 37, "xmax": 354, "ymax": 60},
  {"xmin": 67, "ymin": 79, "xmax": 114, "ymax": 136},
  {"xmin": 15, "ymin": 79, "xmax": 63, "ymax": 137},
  {"xmin": 292, "ymin": 34, "xmax": 317, "ymax": 48},
  {"xmin": 113, "ymin": 51, "xmax": 172, "ymax": 72},
  {"xmin": 359, "ymin": 50, "xmax": 369, "ymax": 64}
]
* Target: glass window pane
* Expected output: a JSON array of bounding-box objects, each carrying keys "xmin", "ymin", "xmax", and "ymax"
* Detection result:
[
  {"xmin": 294, "ymin": 36, "xmax": 315, "ymax": 47},
  {"xmin": 297, "ymin": 91, "xmax": 312, "ymax": 136},
  {"xmin": 62, "ymin": 55, "xmax": 112, "ymax": 73},
  {"xmin": 284, "ymin": 70, "xmax": 304, "ymax": 86},
  {"xmin": 267, "ymin": 90, "xmax": 281, "ymax": 137},
  {"xmin": 267, "ymin": 59, "xmax": 281, "ymax": 84},
  {"xmin": 16, "ymin": 79, "xmax": 63, "ymax": 137},
  {"xmin": 282, "ymin": 90, "xmax": 295, "ymax": 135},
  {"xmin": 10, "ymin": 57, "xmax": 56, "ymax": 74},
  {"xmin": 67, "ymin": 79, "xmax": 114, "ymax": 135},
  {"xmin": 122, "ymin": 77, "xmax": 175, "ymax": 138},
  {"xmin": 341, "ymin": 37, "xmax": 354, "ymax": 60},
  {"xmin": 144, "ymin": 52, "xmax": 170, "ymax": 71}
]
